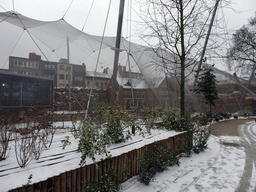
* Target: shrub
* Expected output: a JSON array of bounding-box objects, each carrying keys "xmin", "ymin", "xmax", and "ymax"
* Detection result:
[
  {"xmin": 141, "ymin": 108, "xmax": 162, "ymax": 134},
  {"xmin": 158, "ymin": 108, "xmax": 194, "ymax": 132},
  {"xmin": 0, "ymin": 111, "xmax": 14, "ymax": 161},
  {"xmin": 139, "ymin": 143, "xmax": 180, "ymax": 185},
  {"xmin": 13, "ymin": 108, "xmax": 56, "ymax": 167},
  {"xmin": 193, "ymin": 130, "xmax": 211, "ymax": 154},
  {"xmin": 239, "ymin": 109, "xmax": 254, "ymax": 117},
  {"xmin": 85, "ymin": 158, "xmax": 129, "ymax": 192}
]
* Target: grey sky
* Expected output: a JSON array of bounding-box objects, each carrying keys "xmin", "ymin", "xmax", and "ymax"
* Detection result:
[{"xmin": 1, "ymin": 0, "xmax": 255, "ymax": 35}]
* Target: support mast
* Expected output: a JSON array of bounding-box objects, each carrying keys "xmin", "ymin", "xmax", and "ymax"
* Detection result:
[
  {"xmin": 110, "ymin": 0, "xmax": 125, "ymax": 106},
  {"xmin": 194, "ymin": 0, "xmax": 220, "ymax": 86}
]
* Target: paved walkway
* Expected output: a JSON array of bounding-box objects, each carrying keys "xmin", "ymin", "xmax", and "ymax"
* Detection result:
[
  {"xmin": 122, "ymin": 119, "xmax": 256, "ymax": 192},
  {"xmin": 236, "ymin": 121, "xmax": 256, "ymax": 192}
]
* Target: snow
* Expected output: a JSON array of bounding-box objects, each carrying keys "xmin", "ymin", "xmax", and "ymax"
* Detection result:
[
  {"xmin": 121, "ymin": 136, "xmax": 246, "ymax": 192},
  {"xmin": 0, "ymin": 121, "xmax": 181, "ymax": 192},
  {"xmin": 1, "ymin": 120, "xmax": 254, "ymax": 192}
]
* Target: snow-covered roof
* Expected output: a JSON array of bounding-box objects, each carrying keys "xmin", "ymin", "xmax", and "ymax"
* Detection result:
[{"xmin": 86, "ymin": 71, "xmax": 111, "ymax": 79}]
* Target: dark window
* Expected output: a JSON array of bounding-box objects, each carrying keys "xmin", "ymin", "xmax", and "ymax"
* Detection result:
[{"xmin": 59, "ymin": 65, "xmax": 65, "ymax": 70}]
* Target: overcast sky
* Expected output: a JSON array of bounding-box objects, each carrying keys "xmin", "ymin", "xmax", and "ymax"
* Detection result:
[
  {"xmin": 0, "ymin": 0, "xmax": 255, "ymax": 71},
  {"xmin": 1, "ymin": 0, "xmax": 255, "ymax": 36}
]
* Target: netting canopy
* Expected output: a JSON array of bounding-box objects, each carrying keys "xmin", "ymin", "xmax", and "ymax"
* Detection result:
[
  {"xmin": 0, "ymin": 11, "xmax": 165, "ymax": 82},
  {"xmin": 0, "ymin": 11, "xmax": 255, "ymax": 112}
]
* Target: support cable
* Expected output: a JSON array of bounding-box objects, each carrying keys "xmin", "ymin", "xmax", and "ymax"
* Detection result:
[
  {"xmin": 2, "ymin": 30, "xmax": 24, "ymax": 69},
  {"xmin": 85, "ymin": 0, "xmax": 112, "ymax": 119},
  {"xmin": 127, "ymin": 0, "xmax": 135, "ymax": 106},
  {"xmin": 62, "ymin": 0, "xmax": 74, "ymax": 19},
  {"xmin": 82, "ymin": 0, "xmax": 95, "ymax": 31}
]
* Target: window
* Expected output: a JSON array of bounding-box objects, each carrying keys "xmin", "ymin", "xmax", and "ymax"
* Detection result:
[
  {"xmin": 14, "ymin": 60, "xmax": 18, "ymax": 66},
  {"xmin": 66, "ymin": 75, "xmax": 69, "ymax": 80},
  {"xmin": 18, "ymin": 60, "xmax": 23, "ymax": 66},
  {"xmin": 59, "ymin": 74, "xmax": 64, "ymax": 79},
  {"xmin": 75, "ymin": 76, "xmax": 82, "ymax": 82},
  {"xmin": 59, "ymin": 65, "xmax": 65, "ymax": 70}
]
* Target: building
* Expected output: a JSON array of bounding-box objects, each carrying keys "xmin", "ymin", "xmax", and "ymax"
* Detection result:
[
  {"xmin": 85, "ymin": 71, "xmax": 110, "ymax": 90},
  {"xmin": 104, "ymin": 65, "xmax": 179, "ymax": 109},
  {"xmin": 0, "ymin": 70, "xmax": 53, "ymax": 111},
  {"xmin": 9, "ymin": 53, "xmax": 86, "ymax": 88}
]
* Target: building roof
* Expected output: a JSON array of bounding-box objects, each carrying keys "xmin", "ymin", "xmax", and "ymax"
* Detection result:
[{"xmin": 86, "ymin": 71, "xmax": 111, "ymax": 79}]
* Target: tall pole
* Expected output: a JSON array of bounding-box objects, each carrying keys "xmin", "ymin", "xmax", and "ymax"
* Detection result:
[
  {"xmin": 194, "ymin": 0, "xmax": 220, "ymax": 86},
  {"xmin": 110, "ymin": 0, "xmax": 125, "ymax": 106},
  {"xmin": 239, "ymin": 64, "xmax": 256, "ymax": 108},
  {"xmin": 67, "ymin": 36, "xmax": 71, "ymax": 111}
]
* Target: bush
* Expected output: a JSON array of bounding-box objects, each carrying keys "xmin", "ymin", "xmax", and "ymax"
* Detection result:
[
  {"xmin": 239, "ymin": 109, "xmax": 254, "ymax": 117},
  {"xmin": 158, "ymin": 109, "xmax": 194, "ymax": 131},
  {"xmin": 139, "ymin": 143, "xmax": 180, "ymax": 185},
  {"xmin": 63, "ymin": 101, "xmax": 135, "ymax": 166},
  {"xmin": 85, "ymin": 158, "xmax": 129, "ymax": 192},
  {"xmin": 0, "ymin": 111, "xmax": 14, "ymax": 161},
  {"xmin": 193, "ymin": 130, "xmax": 211, "ymax": 154}
]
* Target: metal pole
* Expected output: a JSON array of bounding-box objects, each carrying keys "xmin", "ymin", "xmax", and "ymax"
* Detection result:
[
  {"xmin": 67, "ymin": 36, "xmax": 71, "ymax": 111},
  {"xmin": 110, "ymin": 0, "xmax": 125, "ymax": 106},
  {"xmin": 239, "ymin": 64, "xmax": 256, "ymax": 108},
  {"xmin": 194, "ymin": 0, "xmax": 220, "ymax": 86}
]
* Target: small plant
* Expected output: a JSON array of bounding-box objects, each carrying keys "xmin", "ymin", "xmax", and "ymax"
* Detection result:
[
  {"xmin": 14, "ymin": 108, "xmax": 56, "ymax": 167},
  {"xmin": 158, "ymin": 108, "xmax": 194, "ymax": 132},
  {"xmin": 139, "ymin": 143, "xmax": 180, "ymax": 185},
  {"xmin": 21, "ymin": 174, "xmax": 33, "ymax": 192},
  {"xmin": 239, "ymin": 109, "xmax": 254, "ymax": 117},
  {"xmin": 182, "ymin": 126, "xmax": 211, "ymax": 156},
  {"xmin": 0, "ymin": 111, "xmax": 14, "ymax": 161},
  {"xmin": 193, "ymin": 130, "xmax": 211, "ymax": 154},
  {"xmin": 85, "ymin": 158, "xmax": 129, "ymax": 192},
  {"xmin": 141, "ymin": 108, "xmax": 161, "ymax": 134},
  {"xmin": 14, "ymin": 130, "xmax": 35, "ymax": 168}
]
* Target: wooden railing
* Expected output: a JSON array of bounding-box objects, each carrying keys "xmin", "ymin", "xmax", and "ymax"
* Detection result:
[{"xmin": 10, "ymin": 132, "xmax": 186, "ymax": 192}]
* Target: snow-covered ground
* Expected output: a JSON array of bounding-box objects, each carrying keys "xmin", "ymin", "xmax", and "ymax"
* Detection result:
[
  {"xmin": 121, "ymin": 135, "xmax": 247, "ymax": 192},
  {"xmin": 2, "ymin": 120, "xmax": 255, "ymax": 192},
  {"xmin": 0, "ymin": 121, "xmax": 182, "ymax": 192}
]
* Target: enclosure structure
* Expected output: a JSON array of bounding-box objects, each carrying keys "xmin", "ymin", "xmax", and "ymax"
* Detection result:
[{"xmin": 0, "ymin": 70, "xmax": 53, "ymax": 111}]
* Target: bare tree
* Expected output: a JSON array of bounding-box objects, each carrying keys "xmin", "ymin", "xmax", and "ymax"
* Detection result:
[
  {"xmin": 0, "ymin": 111, "xmax": 13, "ymax": 161},
  {"xmin": 136, "ymin": 0, "xmax": 229, "ymax": 115},
  {"xmin": 227, "ymin": 16, "xmax": 256, "ymax": 75}
]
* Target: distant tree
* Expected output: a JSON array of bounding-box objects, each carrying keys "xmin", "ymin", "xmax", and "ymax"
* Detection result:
[
  {"xmin": 195, "ymin": 67, "xmax": 218, "ymax": 114},
  {"xmin": 227, "ymin": 16, "xmax": 256, "ymax": 75}
]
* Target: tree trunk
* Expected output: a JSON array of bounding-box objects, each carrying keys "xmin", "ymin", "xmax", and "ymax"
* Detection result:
[{"xmin": 179, "ymin": 0, "xmax": 185, "ymax": 116}]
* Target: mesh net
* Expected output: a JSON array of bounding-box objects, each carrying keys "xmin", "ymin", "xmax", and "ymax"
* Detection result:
[{"xmin": 0, "ymin": 11, "xmax": 255, "ymax": 113}]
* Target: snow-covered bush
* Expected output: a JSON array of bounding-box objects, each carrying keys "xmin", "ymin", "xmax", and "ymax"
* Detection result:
[{"xmin": 14, "ymin": 108, "xmax": 56, "ymax": 167}]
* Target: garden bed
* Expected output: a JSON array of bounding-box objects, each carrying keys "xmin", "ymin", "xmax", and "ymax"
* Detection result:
[{"xmin": 1, "ymin": 121, "xmax": 185, "ymax": 192}]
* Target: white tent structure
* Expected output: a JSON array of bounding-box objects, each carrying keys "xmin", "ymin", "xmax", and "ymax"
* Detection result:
[{"xmin": 0, "ymin": 11, "xmax": 255, "ymax": 112}]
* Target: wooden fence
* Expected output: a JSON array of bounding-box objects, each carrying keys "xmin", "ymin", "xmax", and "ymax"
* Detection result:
[{"xmin": 10, "ymin": 132, "xmax": 186, "ymax": 192}]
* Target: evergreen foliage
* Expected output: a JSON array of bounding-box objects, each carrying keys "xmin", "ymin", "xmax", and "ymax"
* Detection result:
[
  {"xmin": 139, "ymin": 143, "xmax": 180, "ymax": 185},
  {"xmin": 195, "ymin": 68, "xmax": 219, "ymax": 114}
]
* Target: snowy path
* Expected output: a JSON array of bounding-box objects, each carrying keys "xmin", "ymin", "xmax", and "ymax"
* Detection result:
[
  {"xmin": 121, "ymin": 135, "xmax": 246, "ymax": 192},
  {"xmin": 237, "ymin": 121, "xmax": 256, "ymax": 191}
]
